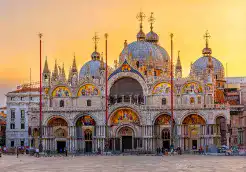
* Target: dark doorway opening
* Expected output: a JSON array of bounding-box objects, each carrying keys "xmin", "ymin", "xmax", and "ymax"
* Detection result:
[
  {"xmin": 57, "ymin": 141, "xmax": 66, "ymax": 153},
  {"xmin": 192, "ymin": 140, "xmax": 197, "ymax": 150},
  {"xmin": 85, "ymin": 141, "xmax": 92, "ymax": 152},
  {"xmin": 163, "ymin": 140, "xmax": 170, "ymax": 150},
  {"xmin": 122, "ymin": 136, "xmax": 132, "ymax": 152}
]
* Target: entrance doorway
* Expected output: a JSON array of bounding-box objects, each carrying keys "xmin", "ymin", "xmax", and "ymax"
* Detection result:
[
  {"xmin": 118, "ymin": 126, "xmax": 134, "ymax": 152},
  {"xmin": 57, "ymin": 141, "xmax": 66, "ymax": 153},
  {"xmin": 85, "ymin": 141, "xmax": 92, "ymax": 152},
  {"xmin": 163, "ymin": 140, "xmax": 170, "ymax": 150},
  {"xmin": 192, "ymin": 140, "xmax": 197, "ymax": 150},
  {"xmin": 122, "ymin": 136, "xmax": 132, "ymax": 152}
]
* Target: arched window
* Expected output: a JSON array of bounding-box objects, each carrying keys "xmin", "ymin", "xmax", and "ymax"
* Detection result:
[
  {"xmin": 162, "ymin": 98, "xmax": 167, "ymax": 105},
  {"xmin": 154, "ymin": 71, "xmax": 157, "ymax": 76},
  {"xmin": 60, "ymin": 100, "xmax": 64, "ymax": 107},
  {"xmin": 136, "ymin": 61, "xmax": 139, "ymax": 68},
  {"xmin": 87, "ymin": 99, "xmax": 91, "ymax": 106}
]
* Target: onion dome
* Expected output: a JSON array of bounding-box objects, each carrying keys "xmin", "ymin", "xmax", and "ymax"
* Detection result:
[
  {"xmin": 146, "ymin": 12, "xmax": 159, "ymax": 43},
  {"xmin": 146, "ymin": 31, "xmax": 159, "ymax": 43},
  {"xmin": 136, "ymin": 11, "xmax": 146, "ymax": 41},
  {"xmin": 91, "ymin": 51, "xmax": 100, "ymax": 61},
  {"xmin": 137, "ymin": 30, "xmax": 146, "ymax": 41}
]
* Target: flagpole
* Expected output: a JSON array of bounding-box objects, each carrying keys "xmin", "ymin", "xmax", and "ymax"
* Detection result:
[
  {"xmin": 170, "ymin": 33, "xmax": 174, "ymax": 148},
  {"xmin": 105, "ymin": 33, "xmax": 108, "ymax": 152},
  {"xmin": 38, "ymin": 33, "xmax": 43, "ymax": 152}
]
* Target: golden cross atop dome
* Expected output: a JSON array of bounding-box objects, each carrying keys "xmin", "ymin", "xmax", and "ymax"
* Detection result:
[
  {"xmin": 136, "ymin": 10, "xmax": 145, "ymax": 29},
  {"xmin": 92, "ymin": 32, "xmax": 100, "ymax": 51},
  {"xmin": 148, "ymin": 12, "xmax": 155, "ymax": 31},
  {"xmin": 203, "ymin": 30, "xmax": 211, "ymax": 48}
]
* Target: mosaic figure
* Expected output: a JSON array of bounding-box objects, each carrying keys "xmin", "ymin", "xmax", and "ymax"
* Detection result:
[
  {"xmin": 111, "ymin": 109, "xmax": 139, "ymax": 125},
  {"xmin": 78, "ymin": 84, "xmax": 100, "ymax": 96}
]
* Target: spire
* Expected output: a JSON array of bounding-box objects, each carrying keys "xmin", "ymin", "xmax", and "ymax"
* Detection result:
[
  {"xmin": 52, "ymin": 59, "xmax": 58, "ymax": 81},
  {"xmin": 175, "ymin": 51, "xmax": 182, "ymax": 78},
  {"xmin": 72, "ymin": 53, "xmax": 77, "ymax": 72},
  {"xmin": 202, "ymin": 30, "xmax": 212, "ymax": 56},
  {"xmin": 136, "ymin": 10, "xmax": 146, "ymax": 41},
  {"xmin": 148, "ymin": 12, "xmax": 155, "ymax": 31},
  {"xmin": 176, "ymin": 51, "xmax": 181, "ymax": 67},
  {"xmin": 43, "ymin": 56, "xmax": 50, "ymax": 73}
]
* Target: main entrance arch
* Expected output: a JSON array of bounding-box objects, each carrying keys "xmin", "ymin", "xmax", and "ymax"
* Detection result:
[
  {"xmin": 181, "ymin": 114, "xmax": 206, "ymax": 151},
  {"xmin": 117, "ymin": 126, "xmax": 134, "ymax": 152},
  {"xmin": 47, "ymin": 117, "xmax": 68, "ymax": 153},
  {"xmin": 75, "ymin": 115, "xmax": 96, "ymax": 152}
]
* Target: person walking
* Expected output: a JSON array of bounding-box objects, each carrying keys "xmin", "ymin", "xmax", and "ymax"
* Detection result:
[
  {"xmin": 16, "ymin": 147, "xmax": 19, "ymax": 158},
  {"xmin": 36, "ymin": 148, "xmax": 39, "ymax": 158},
  {"xmin": 65, "ymin": 147, "xmax": 68, "ymax": 157}
]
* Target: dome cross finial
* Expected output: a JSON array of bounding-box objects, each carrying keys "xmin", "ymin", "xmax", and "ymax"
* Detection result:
[
  {"xmin": 148, "ymin": 12, "xmax": 155, "ymax": 31},
  {"xmin": 137, "ymin": 10, "xmax": 145, "ymax": 31},
  {"xmin": 204, "ymin": 30, "xmax": 211, "ymax": 48},
  {"xmin": 92, "ymin": 32, "xmax": 100, "ymax": 52}
]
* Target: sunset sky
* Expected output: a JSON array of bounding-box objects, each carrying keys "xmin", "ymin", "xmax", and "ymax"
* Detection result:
[{"xmin": 0, "ymin": 0, "xmax": 246, "ymax": 106}]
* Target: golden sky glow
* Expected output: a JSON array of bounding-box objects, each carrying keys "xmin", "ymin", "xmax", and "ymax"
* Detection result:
[{"xmin": 0, "ymin": 0, "xmax": 246, "ymax": 105}]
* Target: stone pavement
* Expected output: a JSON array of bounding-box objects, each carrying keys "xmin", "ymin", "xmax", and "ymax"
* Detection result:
[{"xmin": 0, "ymin": 154, "xmax": 246, "ymax": 172}]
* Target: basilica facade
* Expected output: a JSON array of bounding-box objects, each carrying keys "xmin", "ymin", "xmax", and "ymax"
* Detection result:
[{"xmin": 27, "ymin": 12, "xmax": 230, "ymax": 153}]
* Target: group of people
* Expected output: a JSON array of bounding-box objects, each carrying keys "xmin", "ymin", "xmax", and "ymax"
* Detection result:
[{"xmin": 156, "ymin": 147, "xmax": 182, "ymax": 155}]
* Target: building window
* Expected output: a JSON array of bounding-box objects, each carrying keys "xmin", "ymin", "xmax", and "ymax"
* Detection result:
[
  {"xmin": 21, "ymin": 110, "xmax": 25, "ymax": 119},
  {"xmin": 136, "ymin": 61, "xmax": 139, "ymax": 68},
  {"xmin": 21, "ymin": 140, "xmax": 24, "ymax": 146},
  {"xmin": 21, "ymin": 123, "xmax": 25, "ymax": 129},
  {"xmin": 11, "ymin": 109, "xmax": 15, "ymax": 119},
  {"xmin": 11, "ymin": 141, "xmax": 14, "ymax": 147},
  {"xmin": 30, "ymin": 97, "xmax": 33, "ymax": 101},
  {"xmin": 10, "ymin": 123, "xmax": 15, "ymax": 129},
  {"xmin": 154, "ymin": 71, "xmax": 157, "ymax": 76},
  {"xmin": 20, "ymin": 97, "xmax": 23, "ymax": 101},
  {"xmin": 162, "ymin": 98, "xmax": 167, "ymax": 105},
  {"xmin": 11, "ymin": 97, "xmax": 14, "ymax": 101},
  {"xmin": 87, "ymin": 100, "xmax": 92, "ymax": 106},
  {"xmin": 60, "ymin": 100, "xmax": 64, "ymax": 107},
  {"xmin": 197, "ymin": 96, "xmax": 201, "ymax": 104},
  {"xmin": 144, "ymin": 70, "xmax": 147, "ymax": 75},
  {"xmin": 190, "ymin": 97, "xmax": 195, "ymax": 104}
]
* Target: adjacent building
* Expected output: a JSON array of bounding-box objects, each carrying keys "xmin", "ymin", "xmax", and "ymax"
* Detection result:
[
  {"xmin": 0, "ymin": 107, "xmax": 7, "ymax": 146},
  {"xmin": 5, "ymin": 87, "xmax": 39, "ymax": 148},
  {"xmin": 225, "ymin": 77, "xmax": 246, "ymax": 147}
]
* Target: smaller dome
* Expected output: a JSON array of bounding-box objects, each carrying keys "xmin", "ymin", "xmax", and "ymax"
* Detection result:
[
  {"xmin": 79, "ymin": 60, "xmax": 101, "ymax": 79},
  {"xmin": 202, "ymin": 47, "xmax": 212, "ymax": 55},
  {"xmin": 137, "ymin": 30, "xmax": 146, "ymax": 41},
  {"xmin": 91, "ymin": 51, "xmax": 100, "ymax": 61},
  {"xmin": 146, "ymin": 31, "xmax": 159, "ymax": 43}
]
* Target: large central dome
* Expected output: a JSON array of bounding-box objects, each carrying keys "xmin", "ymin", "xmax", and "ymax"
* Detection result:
[{"xmin": 119, "ymin": 41, "xmax": 170, "ymax": 67}]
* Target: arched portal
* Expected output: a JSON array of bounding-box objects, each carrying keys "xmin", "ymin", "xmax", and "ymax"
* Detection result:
[
  {"xmin": 182, "ymin": 114, "xmax": 206, "ymax": 151},
  {"xmin": 117, "ymin": 126, "xmax": 134, "ymax": 152},
  {"xmin": 47, "ymin": 117, "xmax": 68, "ymax": 153},
  {"xmin": 75, "ymin": 115, "xmax": 96, "ymax": 153},
  {"xmin": 154, "ymin": 114, "xmax": 173, "ymax": 150},
  {"xmin": 109, "ymin": 77, "xmax": 144, "ymax": 105},
  {"xmin": 216, "ymin": 116, "xmax": 227, "ymax": 146}
]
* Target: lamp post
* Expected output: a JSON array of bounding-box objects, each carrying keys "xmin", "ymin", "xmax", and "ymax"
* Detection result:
[{"xmin": 38, "ymin": 33, "xmax": 43, "ymax": 152}]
